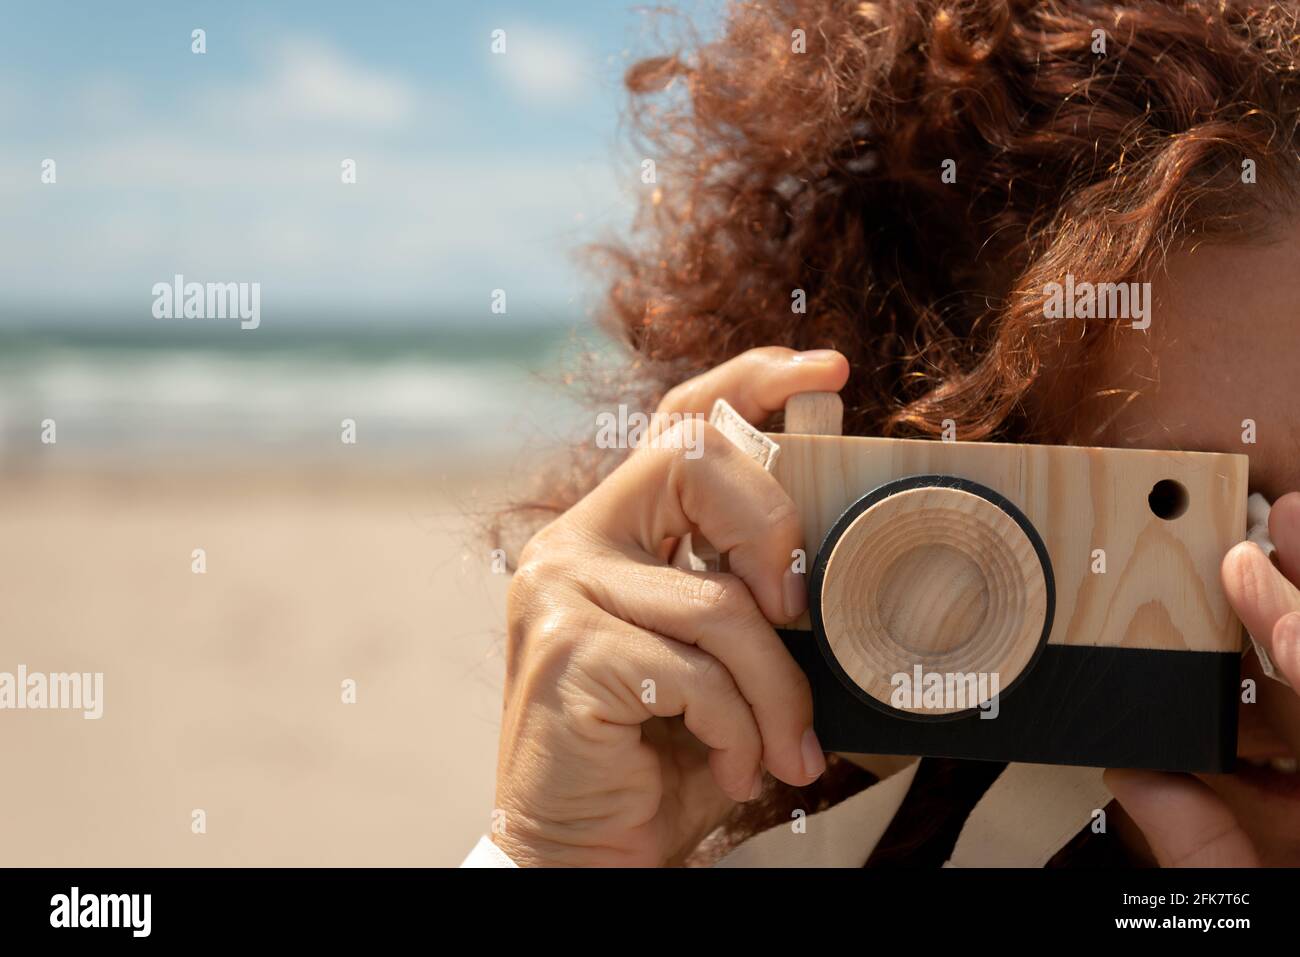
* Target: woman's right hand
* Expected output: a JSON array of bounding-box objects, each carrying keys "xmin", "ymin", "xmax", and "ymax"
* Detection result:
[{"xmin": 493, "ymin": 347, "xmax": 850, "ymax": 866}]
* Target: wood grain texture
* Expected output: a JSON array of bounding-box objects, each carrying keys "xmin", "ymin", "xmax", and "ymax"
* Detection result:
[
  {"xmin": 771, "ymin": 432, "xmax": 1247, "ymax": 653},
  {"xmin": 820, "ymin": 485, "xmax": 1048, "ymax": 713},
  {"xmin": 783, "ymin": 392, "xmax": 843, "ymax": 437}
]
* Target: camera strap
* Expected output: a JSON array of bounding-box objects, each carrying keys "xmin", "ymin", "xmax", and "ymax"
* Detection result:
[
  {"xmin": 714, "ymin": 758, "xmax": 921, "ymax": 868},
  {"xmin": 711, "ymin": 757, "xmax": 1110, "ymax": 868},
  {"xmin": 943, "ymin": 762, "xmax": 1111, "ymax": 867}
]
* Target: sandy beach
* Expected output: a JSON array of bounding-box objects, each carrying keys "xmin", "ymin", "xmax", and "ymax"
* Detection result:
[{"xmin": 0, "ymin": 465, "xmax": 512, "ymax": 866}]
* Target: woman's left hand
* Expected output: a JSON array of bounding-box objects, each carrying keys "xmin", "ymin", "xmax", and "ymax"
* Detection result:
[{"xmin": 1105, "ymin": 492, "xmax": 1300, "ymax": 867}]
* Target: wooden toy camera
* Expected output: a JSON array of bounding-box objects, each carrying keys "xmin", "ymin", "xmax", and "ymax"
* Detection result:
[{"xmin": 750, "ymin": 393, "xmax": 1247, "ymax": 773}]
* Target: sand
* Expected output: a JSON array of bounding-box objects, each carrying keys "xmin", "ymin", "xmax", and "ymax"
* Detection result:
[{"xmin": 0, "ymin": 465, "xmax": 511, "ymax": 866}]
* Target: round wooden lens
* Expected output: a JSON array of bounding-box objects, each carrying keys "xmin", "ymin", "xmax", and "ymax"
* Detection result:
[{"xmin": 818, "ymin": 484, "xmax": 1049, "ymax": 715}]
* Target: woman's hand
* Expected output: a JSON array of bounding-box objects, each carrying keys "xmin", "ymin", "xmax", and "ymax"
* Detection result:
[
  {"xmin": 493, "ymin": 347, "xmax": 850, "ymax": 866},
  {"xmin": 1106, "ymin": 493, "xmax": 1300, "ymax": 867}
]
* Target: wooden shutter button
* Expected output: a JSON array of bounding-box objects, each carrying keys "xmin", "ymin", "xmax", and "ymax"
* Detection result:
[{"xmin": 812, "ymin": 478, "xmax": 1053, "ymax": 717}]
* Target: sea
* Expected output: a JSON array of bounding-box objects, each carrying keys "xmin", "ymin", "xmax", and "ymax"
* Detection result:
[{"xmin": 0, "ymin": 318, "xmax": 603, "ymax": 471}]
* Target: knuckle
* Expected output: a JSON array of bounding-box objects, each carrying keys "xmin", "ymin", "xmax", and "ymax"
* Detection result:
[
  {"xmin": 691, "ymin": 647, "xmax": 736, "ymax": 699},
  {"xmin": 531, "ymin": 607, "xmax": 575, "ymax": 643},
  {"xmin": 682, "ymin": 573, "xmax": 728, "ymax": 611},
  {"xmin": 743, "ymin": 345, "xmax": 793, "ymax": 367},
  {"xmin": 507, "ymin": 558, "xmax": 567, "ymax": 630},
  {"xmin": 763, "ymin": 496, "xmax": 802, "ymax": 539},
  {"xmin": 673, "ymin": 420, "xmax": 720, "ymax": 464},
  {"xmin": 658, "ymin": 380, "xmax": 698, "ymax": 414},
  {"xmin": 656, "ymin": 421, "xmax": 716, "ymax": 484},
  {"xmin": 522, "ymin": 609, "xmax": 587, "ymax": 671},
  {"xmin": 507, "ymin": 556, "xmax": 548, "ymax": 604},
  {"xmin": 509, "ymin": 525, "xmax": 590, "ymax": 612},
  {"xmin": 681, "ymin": 573, "xmax": 754, "ymax": 626},
  {"xmin": 770, "ymin": 666, "xmax": 813, "ymax": 716},
  {"xmin": 516, "ymin": 522, "xmax": 561, "ymax": 570},
  {"xmin": 507, "ymin": 564, "xmax": 589, "ymax": 658}
]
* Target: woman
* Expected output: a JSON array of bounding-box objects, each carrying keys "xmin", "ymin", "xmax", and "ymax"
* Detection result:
[{"xmin": 472, "ymin": 0, "xmax": 1300, "ymax": 866}]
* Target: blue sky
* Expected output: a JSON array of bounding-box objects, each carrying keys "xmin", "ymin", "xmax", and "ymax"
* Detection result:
[{"xmin": 0, "ymin": 1, "xmax": 721, "ymax": 325}]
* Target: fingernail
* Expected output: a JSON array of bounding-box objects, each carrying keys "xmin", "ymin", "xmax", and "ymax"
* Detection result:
[
  {"xmin": 1277, "ymin": 612, "xmax": 1300, "ymax": 650},
  {"xmin": 801, "ymin": 726, "xmax": 826, "ymax": 781},
  {"xmin": 792, "ymin": 349, "xmax": 839, "ymax": 364},
  {"xmin": 783, "ymin": 567, "xmax": 807, "ymax": 620},
  {"xmin": 748, "ymin": 772, "xmax": 765, "ymax": 802}
]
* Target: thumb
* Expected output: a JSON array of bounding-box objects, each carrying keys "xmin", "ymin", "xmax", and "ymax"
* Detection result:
[{"xmin": 1104, "ymin": 769, "xmax": 1258, "ymax": 867}]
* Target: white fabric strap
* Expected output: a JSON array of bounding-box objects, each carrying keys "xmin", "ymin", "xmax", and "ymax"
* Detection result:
[
  {"xmin": 671, "ymin": 398, "xmax": 781, "ymax": 573},
  {"xmin": 944, "ymin": 762, "xmax": 1111, "ymax": 868},
  {"xmin": 460, "ymin": 835, "xmax": 519, "ymax": 868}
]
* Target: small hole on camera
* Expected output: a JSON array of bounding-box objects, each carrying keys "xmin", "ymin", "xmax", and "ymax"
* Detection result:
[{"xmin": 1148, "ymin": 479, "xmax": 1189, "ymax": 520}]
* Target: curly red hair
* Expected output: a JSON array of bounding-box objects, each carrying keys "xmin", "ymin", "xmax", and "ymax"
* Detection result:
[{"xmin": 600, "ymin": 0, "xmax": 1298, "ymax": 443}]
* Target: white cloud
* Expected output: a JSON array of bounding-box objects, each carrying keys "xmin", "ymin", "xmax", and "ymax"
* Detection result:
[
  {"xmin": 75, "ymin": 74, "xmax": 141, "ymax": 126},
  {"xmin": 216, "ymin": 38, "xmax": 417, "ymax": 129},
  {"xmin": 493, "ymin": 25, "xmax": 589, "ymax": 104}
]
